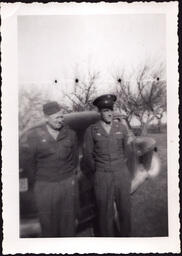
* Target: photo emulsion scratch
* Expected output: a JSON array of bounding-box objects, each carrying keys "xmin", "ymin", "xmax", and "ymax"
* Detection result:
[{"xmin": 1, "ymin": 2, "xmax": 180, "ymax": 254}]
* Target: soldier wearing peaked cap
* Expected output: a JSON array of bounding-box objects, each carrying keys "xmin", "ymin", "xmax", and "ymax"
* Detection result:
[
  {"xmin": 23, "ymin": 101, "xmax": 79, "ymax": 237},
  {"xmin": 93, "ymin": 94, "xmax": 117, "ymax": 109},
  {"xmin": 83, "ymin": 94, "xmax": 135, "ymax": 237}
]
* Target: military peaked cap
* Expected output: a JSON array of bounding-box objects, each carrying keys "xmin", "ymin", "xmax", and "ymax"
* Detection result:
[
  {"xmin": 93, "ymin": 94, "xmax": 117, "ymax": 110},
  {"xmin": 43, "ymin": 101, "xmax": 61, "ymax": 115}
]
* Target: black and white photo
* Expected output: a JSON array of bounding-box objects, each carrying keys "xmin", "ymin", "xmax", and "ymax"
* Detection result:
[{"xmin": 2, "ymin": 2, "xmax": 180, "ymax": 254}]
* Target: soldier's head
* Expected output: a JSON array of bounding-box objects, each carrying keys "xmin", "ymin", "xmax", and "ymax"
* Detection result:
[
  {"xmin": 43, "ymin": 101, "xmax": 65, "ymax": 130},
  {"xmin": 93, "ymin": 94, "xmax": 117, "ymax": 124}
]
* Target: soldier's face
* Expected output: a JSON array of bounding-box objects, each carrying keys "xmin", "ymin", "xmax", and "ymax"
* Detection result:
[
  {"xmin": 100, "ymin": 108, "xmax": 113, "ymax": 124},
  {"xmin": 46, "ymin": 110, "xmax": 65, "ymax": 130}
]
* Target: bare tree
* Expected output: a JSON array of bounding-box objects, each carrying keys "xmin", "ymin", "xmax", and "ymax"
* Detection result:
[
  {"xmin": 136, "ymin": 64, "xmax": 166, "ymax": 134},
  {"xmin": 19, "ymin": 84, "xmax": 69, "ymax": 138},
  {"xmin": 113, "ymin": 62, "xmax": 166, "ymax": 134},
  {"xmin": 114, "ymin": 73, "xmax": 136, "ymax": 129},
  {"xmin": 19, "ymin": 85, "xmax": 46, "ymax": 137},
  {"xmin": 64, "ymin": 69, "xmax": 99, "ymax": 112},
  {"xmin": 155, "ymin": 98, "xmax": 166, "ymax": 132}
]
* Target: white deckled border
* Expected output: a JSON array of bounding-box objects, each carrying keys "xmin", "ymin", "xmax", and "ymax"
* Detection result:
[{"xmin": 1, "ymin": 2, "xmax": 180, "ymax": 254}]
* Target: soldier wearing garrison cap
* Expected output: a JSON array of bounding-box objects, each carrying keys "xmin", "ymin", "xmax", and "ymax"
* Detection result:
[
  {"xmin": 23, "ymin": 101, "xmax": 78, "ymax": 237},
  {"xmin": 83, "ymin": 94, "xmax": 135, "ymax": 237}
]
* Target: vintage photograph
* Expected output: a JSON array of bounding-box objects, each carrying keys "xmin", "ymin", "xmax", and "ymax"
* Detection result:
[
  {"xmin": 2, "ymin": 2, "xmax": 180, "ymax": 254},
  {"xmin": 18, "ymin": 13, "xmax": 168, "ymax": 238}
]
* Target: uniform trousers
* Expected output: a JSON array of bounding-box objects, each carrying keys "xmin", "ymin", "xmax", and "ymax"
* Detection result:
[
  {"xmin": 94, "ymin": 165, "xmax": 131, "ymax": 237},
  {"xmin": 34, "ymin": 175, "xmax": 78, "ymax": 237}
]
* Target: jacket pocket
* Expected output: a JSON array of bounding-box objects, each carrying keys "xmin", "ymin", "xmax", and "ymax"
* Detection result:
[
  {"xmin": 59, "ymin": 139, "xmax": 72, "ymax": 159},
  {"xmin": 37, "ymin": 143, "xmax": 55, "ymax": 158},
  {"xmin": 94, "ymin": 136, "xmax": 108, "ymax": 153}
]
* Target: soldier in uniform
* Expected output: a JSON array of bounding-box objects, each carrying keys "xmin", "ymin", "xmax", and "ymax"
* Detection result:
[
  {"xmin": 24, "ymin": 101, "xmax": 78, "ymax": 237},
  {"xmin": 83, "ymin": 94, "xmax": 134, "ymax": 237}
]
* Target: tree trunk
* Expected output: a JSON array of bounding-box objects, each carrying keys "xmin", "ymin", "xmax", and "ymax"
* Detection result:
[
  {"xmin": 157, "ymin": 118, "xmax": 162, "ymax": 133},
  {"xmin": 140, "ymin": 122, "xmax": 149, "ymax": 136},
  {"xmin": 125, "ymin": 118, "xmax": 132, "ymax": 130}
]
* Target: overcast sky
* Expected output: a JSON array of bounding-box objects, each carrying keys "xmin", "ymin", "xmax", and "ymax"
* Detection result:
[{"xmin": 18, "ymin": 14, "xmax": 166, "ymax": 90}]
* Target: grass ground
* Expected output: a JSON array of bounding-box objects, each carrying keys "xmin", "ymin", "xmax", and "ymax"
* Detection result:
[{"xmin": 131, "ymin": 132, "xmax": 168, "ymax": 237}]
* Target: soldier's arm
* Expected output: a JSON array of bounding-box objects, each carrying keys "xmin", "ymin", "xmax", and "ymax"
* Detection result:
[
  {"xmin": 120, "ymin": 121, "xmax": 136, "ymax": 157},
  {"xmin": 82, "ymin": 126, "xmax": 96, "ymax": 174},
  {"xmin": 22, "ymin": 132, "xmax": 37, "ymax": 185},
  {"xmin": 121, "ymin": 120, "xmax": 135, "ymax": 145}
]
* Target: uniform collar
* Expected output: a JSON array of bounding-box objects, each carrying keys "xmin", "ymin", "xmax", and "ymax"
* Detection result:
[
  {"xmin": 43, "ymin": 123, "xmax": 68, "ymax": 141},
  {"xmin": 100, "ymin": 120, "xmax": 112, "ymax": 135},
  {"xmin": 95, "ymin": 120, "xmax": 121, "ymax": 136},
  {"xmin": 95, "ymin": 121, "xmax": 111, "ymax": 137},
  {"xmin": 57, "ymin": 125, "xmax": 68, "ymax": 141}
]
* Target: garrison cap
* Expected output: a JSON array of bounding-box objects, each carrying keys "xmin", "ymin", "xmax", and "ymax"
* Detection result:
[
  {"xmin": 43, "ymin": 101, "xmax": 61, "ymax": 115},
  {"xmin": 93, "ymin": 94, "xmax": 117, "ymax": 110}
]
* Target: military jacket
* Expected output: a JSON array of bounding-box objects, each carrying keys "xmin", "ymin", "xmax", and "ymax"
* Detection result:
[
  {"xmin": 23, "ymin": 124, "xmax": 78, "ymax": 183},
  {"xmin": 83, "ymin": 120, "xmax": 134, "ymax": 173}
]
